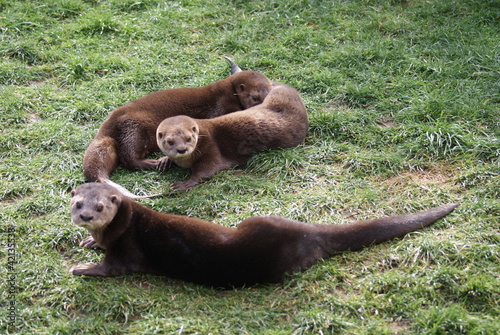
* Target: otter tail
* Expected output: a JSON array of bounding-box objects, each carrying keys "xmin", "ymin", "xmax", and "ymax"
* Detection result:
[
  {"xmin": 323, "ymin": 203, "xmax": 459, "ymax": 253},
  {"xmin": 223, "ymin": 56, "xmax": 242, "ymax": 74},
  {"xmin": 83, "ymin": 136, "xmax": 160, "ymax": 199},
  {"xmin": 102, "ymin": 179, "xmax": 160, "ymax": 199}
]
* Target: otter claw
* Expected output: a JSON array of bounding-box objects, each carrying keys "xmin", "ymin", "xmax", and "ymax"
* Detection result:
[
  {"xmin": 71, "ymin": 262, "xmax": 98, "ymax": 276},
  {"xmin": 79, "ymin": 236, "xmax": 101, "ymax": 249},
  {"xmin": 157, "ymin": 157, "xmax": 171, "ymax": 171},
  {"xmin": 171, "ymin": 181, "xmax": 197, "ymax": 192}
]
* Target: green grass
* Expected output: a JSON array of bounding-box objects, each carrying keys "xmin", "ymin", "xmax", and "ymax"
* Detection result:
[{"xmin": 1, "ymin": 0, "xmax": 499, "ymax": 333}]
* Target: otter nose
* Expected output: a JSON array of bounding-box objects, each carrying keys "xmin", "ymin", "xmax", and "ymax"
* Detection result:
[
  {"xmin": 177, "ymin": 149, "xmax": 187, "ymax": 154},
  {"xmin": 80, "ymin": 214, "xmax": 93, "ymax": 222}
]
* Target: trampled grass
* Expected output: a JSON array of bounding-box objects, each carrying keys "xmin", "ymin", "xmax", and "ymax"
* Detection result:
[{"xmin": 1, "ymin": 0, "xmax": 499, "ymax": 333}]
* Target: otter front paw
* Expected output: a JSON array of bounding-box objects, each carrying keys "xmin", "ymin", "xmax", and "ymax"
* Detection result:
[
  {"xmin": 79, "ymin": 236, "xmax": 102, "ymax": 249},
  {"xmin": 136, "ymin": 159, "xmax": 160, "ymax": 170},
  {"xmin": 71, "ymin": 262, "xmax": 126, "ymax": 277},
  {"xmin": 156, "ymin": 157, "xmax": 172, "ymax": 171},
  {"xmin": 172, "ymin": 180, "xmax": 197, "ymax": 192},
  {"xmin": 71, "ymin": 263, "xmax": 101, "ymax": 276}
]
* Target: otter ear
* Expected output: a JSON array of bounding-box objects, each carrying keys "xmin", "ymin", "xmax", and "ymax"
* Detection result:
[
  {"xmin": 238, "ymin": 83, "xmax": 246, "ymax": 92},
  {"xmin": 110, "ymin": 195, "xmax": 118, "ymax": 203},
  {"xmin": 192, "ymin": 125, "xmax": 198, "ymax": 133},
  {"xmin": 158, "ymin": 131, "xmax": 163, "ymax": 139},
  {"xmin": 71, "ymin": 190, "xmax": 76, "ymax": 197}
]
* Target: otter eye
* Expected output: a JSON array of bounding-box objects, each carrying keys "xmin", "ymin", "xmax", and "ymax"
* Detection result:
[
  {"xmin": 75, "ymin": 202, "xmax": 82, "ymax": 209},
  {"xmin": 186, "ymin": 138, "xmax": 191, "ymax": 143},
  {"xmin": 252, "ymin": 96, "xmax": 260, "ymax": 102},
  {"xmin": 167, "ymin": 140, "xmax": 174, "ymax": 146},
  {"xmin": 96, "ymin": 204, "xmax": 104, "ymax": 212}
]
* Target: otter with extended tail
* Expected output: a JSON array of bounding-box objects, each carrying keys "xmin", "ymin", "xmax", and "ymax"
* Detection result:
[{"xmin": 69, "ymin": 183, "xmax": 459, "ymax": 287}]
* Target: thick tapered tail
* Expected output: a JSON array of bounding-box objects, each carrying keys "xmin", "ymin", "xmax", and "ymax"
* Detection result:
[
  {"xmin": 84, "ymin": 136, "xmax": 160, "ymax": 199},
  {"xmin": 101, "ymin": 179, "xmax": 160, "ymax": 199},
  {"xmin": 83, "ymin": 136, "xmax": 119, "ymax": 183},
  {"xmin": 224, "ymin": 56, "xmax": 242, "ymax": 74},
  {"xmin": 325, "ymin": 203, "xmax": 460, "ymax": 252}
]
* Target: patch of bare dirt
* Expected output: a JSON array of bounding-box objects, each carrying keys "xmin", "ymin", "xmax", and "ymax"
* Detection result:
[
  {"xmin": 390, "ymin": 320, "xmax": 411, "ymax": 334},
  {"xmin": 375, "ymin": 119, "xmax": 395, "ymax": 128},
  {"xmin": 322, "ymin": 103, "xmax": 351, "ymax": 112},
  {"xmin": 381, "ymin": 165, "xmax": 455, "ymax": 190}
]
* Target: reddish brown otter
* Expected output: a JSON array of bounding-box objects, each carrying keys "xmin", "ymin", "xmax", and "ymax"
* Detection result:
[
  {"xmin": 83, "ymin": 63, "xmax": 272, "ymax": 198},
  {"xmin": 156, "ymin": 82, "xmax": 309, "ymax": 192}
]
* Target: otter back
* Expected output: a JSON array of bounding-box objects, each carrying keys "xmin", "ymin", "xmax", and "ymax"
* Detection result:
[
  {"xmin": 70, "ymin": 183, "xmax": 458, "ymax": 287},
  {"xmin": 83, "ymin": 69, "xmax": 272, "ymax": 198},
  {"xmin": 156, "ymin": 82, "xmax": 308, "ymax": 192}
]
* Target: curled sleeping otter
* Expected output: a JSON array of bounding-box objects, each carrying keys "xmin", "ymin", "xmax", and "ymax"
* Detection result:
[
  {"xmin": 83, "ymin": 62, "xmax": 272, "ymax": 198},
  {"xmin": 70, "ymin": 183, "xmax": 459, "ymax": 287},
  {"xmin": 156, "ymin": 82, "xmax": 309, "ymax": 192}
]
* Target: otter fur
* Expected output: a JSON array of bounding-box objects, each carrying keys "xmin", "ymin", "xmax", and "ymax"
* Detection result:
[
  {"xmin": 83, "ymin": 67, "xmax": 272, "ymax": 198},
  {"xmin": 156, "ymin": 82, "xmax": 308, "ymax": 191},
  {"xmin": 70, "ymin": 183, "xmax": 459, "ymax": 287}
]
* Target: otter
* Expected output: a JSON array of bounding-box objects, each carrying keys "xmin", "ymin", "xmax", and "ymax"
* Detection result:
[
  {"xmin": 83, "ymin": 63, "xmax": 272, "ymax": 198},
  {"xmin": 69, "ymin": 183, "xmax": 459, "ymax": 287},
  {"xmin": 156, "ymin": 82, "xmax": 309, "ymax": 192}
]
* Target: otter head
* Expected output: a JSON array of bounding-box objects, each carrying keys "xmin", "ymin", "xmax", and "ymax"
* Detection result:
[
  {"xmin": 157, "ymin": 115, "xmax": 199, "ymax": 159},
  {"xmin": 231, "ymin": 71, "xmax": 272, "ymax": 109},
  {"xmin": 70, "ymin": 183, "xmax": 122, "ymax": 230}
]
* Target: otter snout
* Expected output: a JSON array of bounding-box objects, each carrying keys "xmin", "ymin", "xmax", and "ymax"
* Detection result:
[{"xmin": 80, "ymin": 214, "xmax": 94, "ymax": 222}]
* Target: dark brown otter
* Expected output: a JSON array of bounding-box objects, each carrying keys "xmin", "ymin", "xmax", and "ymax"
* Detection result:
[
  {"xmin": 156, "ymin": 82, "xmax": 309, "ymax": 192},
  {"xmin": 83, "ymin": 66, "xmax": 272, "ymax": 198},
  {"xmin": 70, "ymin": 183, "xmax": 459, "ymax": 288}
]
